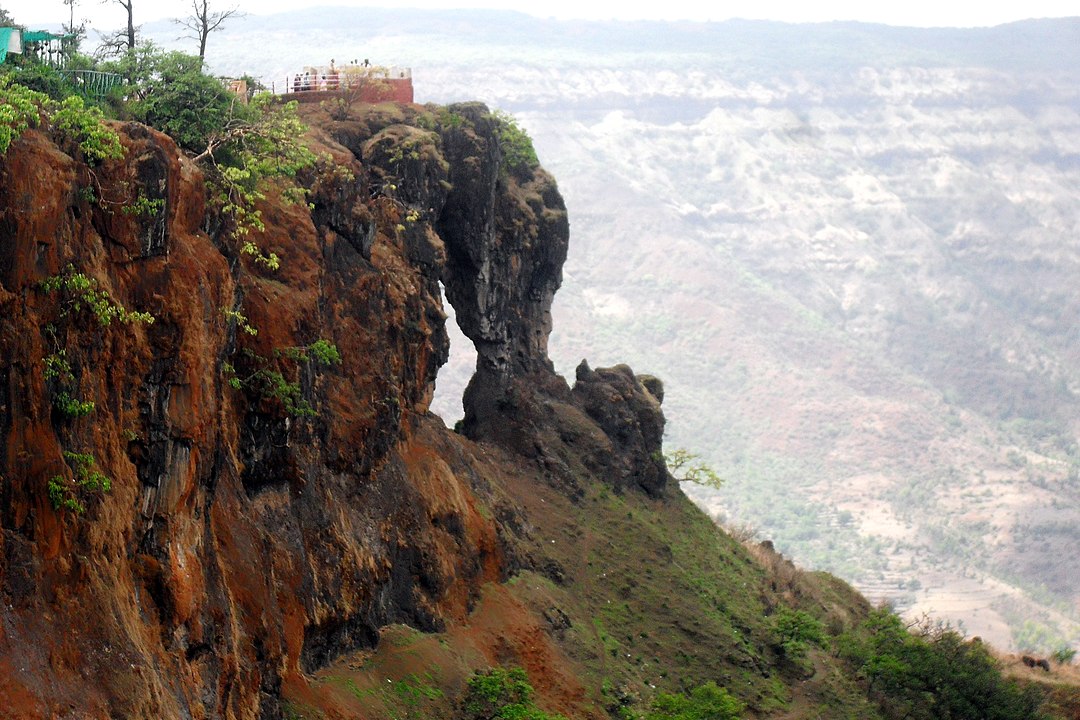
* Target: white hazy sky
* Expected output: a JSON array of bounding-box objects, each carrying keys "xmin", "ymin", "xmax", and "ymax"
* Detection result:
[{"xmin": 2, "ymin": 0, "xmax": 1076, "ymax": 31}]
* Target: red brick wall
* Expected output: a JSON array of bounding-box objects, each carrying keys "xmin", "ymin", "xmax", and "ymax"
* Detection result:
[{"xmin": 363, "ymin": 78, "xmax": 413, "ymax": 103}]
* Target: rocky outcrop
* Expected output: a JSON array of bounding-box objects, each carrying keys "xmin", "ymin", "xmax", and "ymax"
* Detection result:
[
  {"xmin": 0, "ymin": 101, "xmax": 666, "ymax": 719},
  {"xmin": 571, "ymin": 362, "xmax": 667, "ymax": 497},
  {"xmin": 436, "ymin": 102, "xmax": 569, "ymax": 381}
]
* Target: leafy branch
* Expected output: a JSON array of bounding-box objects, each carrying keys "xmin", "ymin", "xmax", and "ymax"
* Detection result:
[
  {"xmin": 48, "ymin": 451, "xmax": 112, "ymax": 514},
  {"xmin": 196, "ymin": 96, "xmax": 316, "ymax": 264},
  {"xmin": 39, "ymin": 265, "xmax": 155, "ymax": 327},
  {"xmin": 223, "ymin": 339, "xmax": 341, "ymax": 417},
  {"xmin": 0, "ymin": 74, "xmax": 46, "ymax": 154},
  {"xmin": 663, "ymin": 448, "xmax": 724, "ymax": 488},
  {"xmin": 0, "ymin": 74, "xmax": 122, "ymax": 162}
]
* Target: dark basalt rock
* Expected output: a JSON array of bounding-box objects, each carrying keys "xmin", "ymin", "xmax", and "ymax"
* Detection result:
[
  {"xmin": 436, "ymin": 102, "xmax": 569, "ymax": 384},
  {"xmin": 570, "ymin": 361, "xmax": 668, "ymax": 497}
]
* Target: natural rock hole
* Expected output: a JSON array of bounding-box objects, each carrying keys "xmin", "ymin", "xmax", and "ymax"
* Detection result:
[{"xmin": 431, "ymin": 281, "xmax": 475, "ymax": 427}]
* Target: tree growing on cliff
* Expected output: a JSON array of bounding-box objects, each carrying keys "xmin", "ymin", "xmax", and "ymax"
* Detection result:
[
  {"xmin": 193, "ymin": 92, "xmax": 315, "ymax": 256},
  {"xmin": 124, "ymin": 47, "xmax": 232, "ymax": 151},
  {"xmin": 116, "ymin": 45, "xmax": 314, "ymax": 251},
  {"xmin": 664, "ymin": 448, "xmax": 724, "ymax": 488},
  {"xmin": 174, "ymin": 0, "xmax": 242, "ymax": 61}
]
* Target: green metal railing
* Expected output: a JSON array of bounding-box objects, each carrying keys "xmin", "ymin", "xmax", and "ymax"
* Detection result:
[{"xmin": 63, "ymin": 70, "xmax": 123, "ymax": 100}]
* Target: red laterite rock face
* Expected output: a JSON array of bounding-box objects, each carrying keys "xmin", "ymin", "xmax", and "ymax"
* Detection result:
[{"xmin": 0, "ymin": 102, "xmax": 645, "ymax": 719}]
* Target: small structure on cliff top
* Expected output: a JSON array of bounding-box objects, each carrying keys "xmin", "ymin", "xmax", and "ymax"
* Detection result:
[
  {"xmin": 1, "ymin": 26, "xmax": 122, "ymax": 99},
  {"xmin": 286, "ymin": 61, "xmax": 414, "ymax": 103},
  {"xmin": 1, "ymin": 26, "xmax": 23, "ymax": 63},
  {"xmin": 1, "ymin": 27, "xmax": 75, "ymax": 65}
]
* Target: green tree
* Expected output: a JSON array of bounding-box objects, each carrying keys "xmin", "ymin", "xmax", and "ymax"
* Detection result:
[
  {"xmin": 772, "ymin": 607, "xmax": 825, "ymax": 662},
  {"xmin": 839, "ymin": 608, "xmax": 1047, "ymax": 720},
  {"xmin": 460, "ymin": 667, "xmax": 567, "ymax": 720},
  {"xmin": 124, "ymin": 47, "xmax": 233, "ymax": 152},
  {"xmin": 110, "ymin": 44, "xmax": 314, "ymax": 249},
  {"xmin": 664, "ymin": 448, "xmax": 724, "ymax": 488},
  {"xmin": 646, "ymin": 682, "xmax": 743, "ymax": 720}
]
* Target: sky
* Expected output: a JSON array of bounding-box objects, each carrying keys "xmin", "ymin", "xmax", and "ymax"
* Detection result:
[{"xmin": 3, "ymin": 0, "xmax": 1077, "ymax": 32}]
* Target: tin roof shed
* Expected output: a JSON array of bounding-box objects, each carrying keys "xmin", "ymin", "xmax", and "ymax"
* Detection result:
[{"xmin": 0, "ymin": 27, "xmax": 22, "ymax": 63}]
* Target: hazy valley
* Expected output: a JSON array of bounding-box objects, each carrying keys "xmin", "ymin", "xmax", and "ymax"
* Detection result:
[{"xmin": 143, "ymin": 11, "xmax": 1080, "ymax": 653}]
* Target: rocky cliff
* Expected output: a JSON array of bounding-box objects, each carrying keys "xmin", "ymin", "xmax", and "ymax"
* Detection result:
[
  {"xmin": 0, "ymin": 100, "xmax": 674, "ymax": 718},
  {"xmin": 6, "ymin": 96, "xmax": 1074, "ymax": 720}
]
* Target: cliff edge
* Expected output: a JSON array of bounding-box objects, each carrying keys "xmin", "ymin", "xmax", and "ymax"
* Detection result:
[
  {"xmin": 3, "ymin": 98, "xmax": 1068, "ymax": 720},
  {"xmin": 0, "ymin": 100, "xmax": 670, "ymax": 718}
]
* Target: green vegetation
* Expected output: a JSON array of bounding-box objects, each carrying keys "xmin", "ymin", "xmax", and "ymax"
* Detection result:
[
  {"xmin": 460, "ymin": 667, "xmax": 567, "ymax": 720},
  {"xmin": 222, "ymin": 307, "xmax": 258, "ymax": 336},
  {"xmin": 34, "ymin": 269, "xmax": 152, "ymax": 515},
  {"xmin": 772, "ymin": 607, "xmax": 825, "ymax": 664},
  {"xmin": 333, "ymin": 671, "xmax": 443, "ymax": 718},
  {"xmin": 40, "ymin": 265, "xmax": 155, "ymax": 327},
  {"xmin": 103, "ymin": 45, "xmax": 316, "ymax": 256},
  {"xmin": 839, "ymin": 609, "xmax": 1047, "ymax": 720},
  {"xmin": 491, "ymin": 109, "xmax": 539, "ymax": 175},
  {"xmin": 290, "ymin": 338, "xmax": 342, "ymax": 366},
  {"xmin": 0, "ymin": 73, "xmax": 121, "ymax": 159},
  {"xmin": 434, "ymin": 106, "xmax": 466, "ymax": 129},
  {"xmin": 37, "ymin": 270, "xmax": 152, "ymax": 424},
  {"xmin": 51, "ymin": 95, "xmax": 123, "ymax": 162},
  {"xmin": 389, "ymin": 673, "xmax": 444, "ymax": 712},
  {"xmin": 223, "ymin": 340, "xmax": 341, "ymax": 417},
  {"xmin": 564, "ymin": 485, "xmax": 797, "ymax": 715},
  {"xmin": 111, "ymin": 45, "xmax": 229, "ymax": 152},
  {"xmin": 0, "ymin": 74, "xmax": 44, "ymax": 153},
  {"xmin": 42, "ymin": 351, "xmax": 73, "ymax": 382},
  {"xmin": 52, "ymin": 390, "xmax": 95, "ymax": 419},
  {"xmin": 6, "ymin": 42, "xmax": 315, "ymax": 270},
  {"xmin": 1051, "ymin": 647, "xmax": 1077, "ymax": 666},
  {"xmin": 121, "ymin": 194, "xmax": 165, "ymax": 217},
  {"xmin": 47, "ymin": 451, "xmax": 112, "ymax": 514},
  {"xmin": 645, "ymin": 682, "xmax": 744, "ymax": 720},
  {"xmin": 664, "ymin": 448, "xmax": 724, "ymax": 488},
  {"xmin": 1012, "ymin": 618, "xmax": 1071, "ymax": 655}
]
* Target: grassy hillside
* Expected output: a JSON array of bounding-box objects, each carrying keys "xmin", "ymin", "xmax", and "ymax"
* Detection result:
[{"xmin": 282, "ymin": 439, "xmax": 1077, "ymax": 719}]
